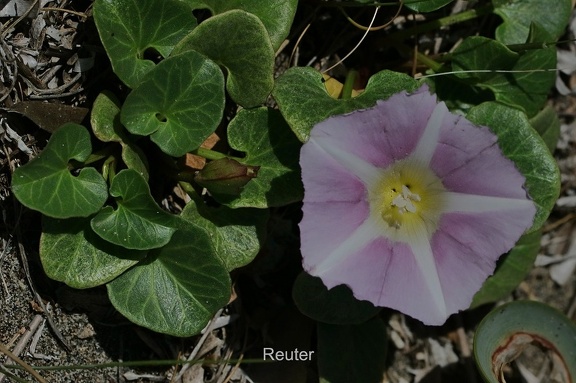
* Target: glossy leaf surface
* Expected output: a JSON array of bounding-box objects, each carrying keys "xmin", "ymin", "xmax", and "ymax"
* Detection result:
[
  {"xmin": 180, "ymin": 200, "xmax": 268, "ymax": 271},
  {"xmin": 40, "ymin": 216, "xmax": 143, "ymax": 289},
  {"xmin": 107, "ymin": 229, "xmax": 231, "ymax": 337},
  {"xmin": 91, "ymin": 169, "xmax": 180, "ymax": 250},
  {"xmin": 173, "ymin": 10, "xmax": 274, "ymax": 108},
  {"xmin": 186, "ymin": 0, "xmax": 297, "ymax": 50},
  {"xmin": 93, "ymin": 0, "xmax": 197, "ymax": 88},
  {"xmin": 121, "ymin": 51, "xmax": 225, "ymax": 157}
]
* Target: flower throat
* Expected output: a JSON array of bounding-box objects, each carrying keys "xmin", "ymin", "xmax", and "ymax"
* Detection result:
[{"xmin": 370, "ymin": 158, "xmax": 445, "ymax": 241}]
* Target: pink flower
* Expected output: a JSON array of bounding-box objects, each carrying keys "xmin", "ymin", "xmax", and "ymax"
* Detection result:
[{"xmin": 299, "ymin": 85, "xmax": 536, "ymax": 325}]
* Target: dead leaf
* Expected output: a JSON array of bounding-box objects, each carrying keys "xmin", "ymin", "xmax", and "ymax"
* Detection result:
[{"xmin": 4, "ymin": 101, "xmax": 89, "ymax": 133}]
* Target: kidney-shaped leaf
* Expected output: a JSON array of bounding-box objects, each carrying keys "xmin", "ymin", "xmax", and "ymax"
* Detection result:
[
  {"xmin": 173, "ymin": 10, "xmax": 274, "ymax": 108},
  {"xmin": 223, "ymin": 107, "xmax": 303, "ymax": 208},
  {"xmin": 180, "ymin": 200, "xmax": 268, "ymax": 271},
  {"xmin": 467, "ymin": 103, "xmax": 559, "ymax": 232},
  {"xmin": 40, "ymin": 216, "xmax": 144, "ymax": 289},
  {"xmin": 474, "ymin": 300, "xmax": 576, "ymax": 383},
  {"xmin": 93, "ymin": 0, "xmax": 197, "ymax": 88},
  {"xmin": 91, "ymin": 169, "xmax": 180, "ymax": 250},
  {"xmin": 12, "ymin": 123, "xmax": 108, "ymax": 218},
  {"xmin": 186, "ymin": 0, "xmax": 297, "ymax": 51},
  {"xmin": 273, "ymin": 67, "xmax": 419, "ymax": 142},
  {"xmin": 107, "ymin": 229, "xmax": 231, "ymax": 337},
  {"xmin": 121, "ymin": 51, "xmax": 225, "ymax": 157}
]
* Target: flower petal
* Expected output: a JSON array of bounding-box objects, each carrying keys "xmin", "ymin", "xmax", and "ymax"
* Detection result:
[
  {"xmin": 442, "ymin": 191, "xmax": 536, "ymax": 215},
  {"xmin": 310, "ymin": 235, "xmax": 450, "ymax": 325},
  {"xmin": 410, "ymin": 100, "xmax": 448, "ymax": 166},
  {"xmin": 430, "ymin": 118, "xmax": 527, "ymax": 198},
  {"xmin": 300, "ymin": 200, "xmax": 371, "ymax": 271},
  {"xmin": 408, "ymin": 232, "xmax": 447, "ymax": 321},
  {"xmin": 432, "ymin": 209, "xmax": 534, "ymax": 314},
  {"xmin": 308, "ymin": 86, "xmax": 436, "ymax": 171},
  {"xmin": 300, "ymin": 138, "xmax": 367, "ymax": 203},
  {"xmin": 306, "ymin": 136, "xmax": 381, "ymax": 187},
  {"xmin": 299, "ymin": 84, "xmax": 538, "ymax": 326}
]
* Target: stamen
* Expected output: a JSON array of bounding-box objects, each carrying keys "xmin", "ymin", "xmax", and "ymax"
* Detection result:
[{"xmin": 391, "ymin": 185, "xmax": 421, "ymax": 214}]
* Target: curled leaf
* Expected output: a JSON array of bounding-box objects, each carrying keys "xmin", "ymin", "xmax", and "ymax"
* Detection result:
[{"xmin": 474, "ymin": 301, "xmax": 576, "ymax": 383}]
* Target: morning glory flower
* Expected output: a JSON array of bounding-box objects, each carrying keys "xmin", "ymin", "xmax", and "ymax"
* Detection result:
[{"xmin": 299, "ymin": 85, "xmax": 536, "ymax": 325}]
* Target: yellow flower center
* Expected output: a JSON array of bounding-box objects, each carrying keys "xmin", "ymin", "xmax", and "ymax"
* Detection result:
[{"xmin": 369, "ymin": 158, "xmax": 446, "ymax": 242}]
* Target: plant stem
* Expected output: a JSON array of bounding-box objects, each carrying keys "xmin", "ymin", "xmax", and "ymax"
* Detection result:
[
  {"xmin": 81, "ymin": 144, "xmax": 116, "ymax": 166},
  {"xmin": 192, "ymin": 147, "xmax": 242, "ymax": 161},
  {"xmin": 415, "ymin": 51, "xmax": 443, "ymax": 72},
  {"xmin": 0, "ymin": 342, "xmax": 47, "ymax": 383},
  {"xmin": 102, "ymin": 156, "xmax": 116, "ymax": 181},
  {"xmin": 178, "ymin": 181, "xmax": 203, "ymax": 203},
  {"xmin": 386, "ymin": 4, "xmax": 494, "ymax": 43},
  {"xmin": 342, "ymin": 69, "xmax": 358, "ymax": 99},
  {"xmin": 3, "ymin": 357, "xmax": 280, "ymax": 371}
]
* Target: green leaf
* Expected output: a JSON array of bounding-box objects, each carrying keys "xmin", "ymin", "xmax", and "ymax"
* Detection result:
[
  {"xmin": 223, "ymin": 107, "xmax": 303, "ymax": 208},
  {"xmin": 93, "ymin": 0, "xmax": 197, "ymax": 88},
  {"xmin": 317, "ymin": 318, "xmax": 388, "ymax": 383},
  {"xmin": 471, "ymin": 230, "xmax": 541, "ymax": 308},
  {"xmin": 451, "ymin": 36, "xmax": 518, "ymax": 83},
  {"xmin": 185, "ymin": 0, "xmax": 298, "ymax": 51},
  {"xmin": 467, "ymin": 102, "xmax": 560, "ymax": 232},
  {"xmin": 91, "ymin": 91, "xmax": 123, "ymax": 143},
  {"xmin": 121, "ymin": 51, "xmax": 225, "ymax": 157},
  {"xmin": 451, "ymin": 33, "xmax": 555, "ymax": 117},
  {"xmin": 474, "ymin": 301, "xmax": 576, "ymax": 383},
  {"xmin": 493, "ymin": 0, "xmax": 571, "ymax": 44},
  {"xmin": 529, "ymin": 105, "xmax": 561, "ymax": 153},
  {"xmin": 293, "ymin": 272, "xmax": 380, "ymax": 324},
  {"xmin": 40, "ymin": 216, "xmax": 144, "ymax": 289},
  {"xmin": 91, "ymin": 91, "xmax": 149, "ymax": 180},
  {"xmin": 273, "ymin": 67, "xmax": 419, "ymax": 142},
  {"xmin": 173, "ymin": 10, "xmax": 274, "ymax": 108},
  {"xmin": 180, "ymin": 200, "xmax": 268, "ymax": 271},
  {"xmin": 404, "ymin": 0, "xmax": 454, "ymax": 12},
  {"xmin": 107, "ymin": 229, "xmax": 231, "ymax": 337},
  {"xmin": 12, "ymin": 123, "xmax": 108, "ymax": 218},
  {"xmin": 91, "ymin": 169, "xmax": 181, "ymax": 250}
]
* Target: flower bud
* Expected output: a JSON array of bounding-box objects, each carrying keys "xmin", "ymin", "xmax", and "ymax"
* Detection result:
[{"xmin": 194, "ymin": 158, "xmax": 259, "ymax": 195}]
